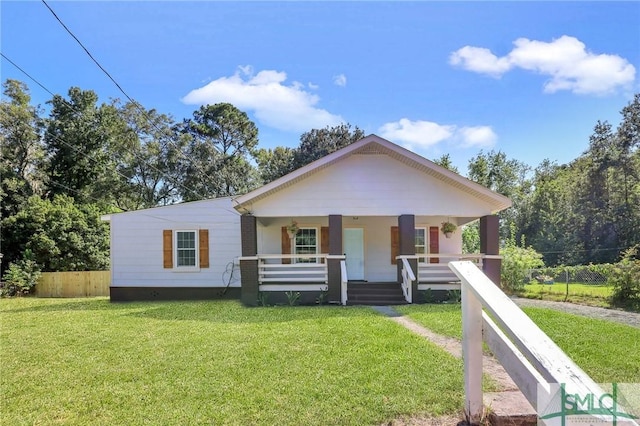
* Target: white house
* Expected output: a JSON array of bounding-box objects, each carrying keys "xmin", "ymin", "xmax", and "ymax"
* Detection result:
[
  {"xmin": 104, "ymin": 135, "xmax": 511, "ymax": 304},
  {"xmin": 103, "ymin": 197, "xmax": 242, "ymax": 301}
]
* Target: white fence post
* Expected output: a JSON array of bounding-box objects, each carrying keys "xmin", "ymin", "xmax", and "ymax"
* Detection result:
[{"xmin": 462, "ymin": 282, "xmax": 483, "ymax": 423}]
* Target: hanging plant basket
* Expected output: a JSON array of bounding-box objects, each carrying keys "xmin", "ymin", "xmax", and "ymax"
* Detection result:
[
  {"xmin": 286, "ymin": 220, "xmax": 299, "ymax": 239},
  {"xmin": 441, "ymin": 221, "xmax": 457, "ymax": 238}
]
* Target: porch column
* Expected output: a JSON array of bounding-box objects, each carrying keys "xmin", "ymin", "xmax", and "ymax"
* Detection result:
[
  {"xmin": 327, "ymin": 215, "xmax": 342, "ymax": 303},
  {"xmin": 397, "ymin": 214, "xmax": 418, "ymax": 302},
  {"xmin": 240, "ymin": 214, "xmax": 259, "ymax": 306},
  {"xmin": 480, "ymin": 215, "xmax": 501, "ymax": 287}
]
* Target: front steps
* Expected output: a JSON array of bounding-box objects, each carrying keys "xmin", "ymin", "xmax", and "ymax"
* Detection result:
[{"xmin": 346, "ymin": 282, "xmax": 407, "ymax": 305}]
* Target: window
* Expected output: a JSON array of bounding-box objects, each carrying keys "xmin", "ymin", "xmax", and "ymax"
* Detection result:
[
  {"xmin": 176, "ymin": 230, "xmax": 198, "ymax": 268},
  {"xmin": 295, "ymin": 228, "xmax": 317, "ymax": 263},
  {"xmin": 415, "ymin": 227, "xmax": 427, "ymax": 254},
  {"xmin": 163, "ymin": 229, "xmax": 209, "ymax": 270}
]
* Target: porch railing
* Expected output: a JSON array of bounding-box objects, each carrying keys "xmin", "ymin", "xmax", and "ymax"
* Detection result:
[
  {"xmin": 340, "ymin": 260, "xmax": 348, "ymax": 305},
  {"xmin": 394, "ymin": 254, "xmax": 501, "ymax": 291},
  {"xmin": 256, "ymin": 254, "xmax": 328, "ymax": 285},
  {"xmin": 449, "ymin": 260, "xmax": 639, "ymax": 425},
  {"xmin": 418, "ymin": 254, "xmax": 483, "ymax": 289},
  {"xmin": 399, "ymin": 257, "xmax": 416, "ymax": 303}
]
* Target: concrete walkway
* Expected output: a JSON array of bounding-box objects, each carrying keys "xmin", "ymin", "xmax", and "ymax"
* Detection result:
[{"xmin": 372, "ymin": 306, "xmax": 537, "ymax": 425}]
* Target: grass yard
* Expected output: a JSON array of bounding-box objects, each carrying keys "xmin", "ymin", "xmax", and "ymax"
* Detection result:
[
  {"xmin": 1, "ymin": 298, "xmax": 466, "ymax": 426},
  {"xmin": 396, "ymin": 304, "xmax": 640, "ymax": 383},
  {"xmin": 520, "ymin": 283, "xmax": 613, "ymax": 307}
]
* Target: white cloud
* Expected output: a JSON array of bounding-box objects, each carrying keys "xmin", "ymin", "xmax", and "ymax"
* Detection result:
[
  {"xmin": 378, "ymin": 119, "xmax": 497, "ymax": 151},
  {"xmin": 457, "ymin": 126, "xmax": 497, "ymax": 148},
  {"xmin": 449, "ymin": 35, "xmax": 635, "ymax": 95},
  {"xmin": 378, "ymin": 119, "xmax": 455, "ymax": 150},
  {"xmin": 333, "ymin": 74, "xmax": 347, "ymax": 87},
  {"xmin": 449, "ymin": 46, "xmax": 511, "ymax": 78},
  {"xmin": 182, "ymin": 67, "xmax": 343, "ymax": 132}
]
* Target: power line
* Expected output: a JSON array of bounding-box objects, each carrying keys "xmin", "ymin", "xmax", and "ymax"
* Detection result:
[
  {"xmin": 40, "ymin": 0, "xmax": 218, "ymax": 194},
  {"xmin": 0, "ymin": 52, "xmax": 55, "ymax": 97},
  {"xmin": 40, "ymin": 0, "xmax": 134, "ymax": 105},
  {"xmin": 0, "ymin": 53, "xmax": 205, "ymax": 202}
]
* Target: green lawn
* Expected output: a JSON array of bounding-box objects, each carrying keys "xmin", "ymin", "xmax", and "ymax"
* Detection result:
[
  {"xmin": 520, "ymin": 283, "xmax": 613, "ymax": 306},
  {"xmin": 1, "ymin": 298, "xmax": 466, "ymax": 426},
  {"xmin": 396, "ymin": 304, "xmax": 640, "ymax": 383}
]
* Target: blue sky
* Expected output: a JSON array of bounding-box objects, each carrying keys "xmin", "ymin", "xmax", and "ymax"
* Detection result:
[{"xmin": 2, "ymin": 1, "xmax": 639, "ymax": 174}]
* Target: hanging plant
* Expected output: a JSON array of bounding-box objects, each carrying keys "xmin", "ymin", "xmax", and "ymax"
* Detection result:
[
  {"xmin": 441, "ymin": 221, "xmax": 457, "ymax": 238},
  {"xmin": 286, "ymin": 220, "xmax": 299, "ymax": 239}
]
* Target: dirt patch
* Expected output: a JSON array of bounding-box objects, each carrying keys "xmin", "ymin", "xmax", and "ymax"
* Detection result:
[{"xmin": 381, "ymin": 412, "xmax": 466, "ymax": 425}]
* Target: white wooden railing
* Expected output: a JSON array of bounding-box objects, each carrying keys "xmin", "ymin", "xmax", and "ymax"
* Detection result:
[
  {"xmin": 395, "ymin": 254, "xmax": 501, "ymax": 291},
  {"xmin": 400, "ymin": 257, "xmax": 415, "ymax": 303},
  {"xmin": 239, "ymin": 254, "xmax": 347, "ymax": 293},
  {"xmin": 449, "ymin": 260, "xmax": 639, "ymax": 425},
  {"xmin": 236, "ymin": 254, "xmax": 328, "ymax": 292},
  {"xmin": 418, "ymin": 254, "xmax": 483, "ymax": 288},
  {"xmin": 340, "ymin": 260, "xmax": 348, "ymax": 305}
]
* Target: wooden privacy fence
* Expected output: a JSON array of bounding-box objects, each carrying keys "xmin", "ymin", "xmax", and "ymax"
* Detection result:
[{"xmin": 36, "ymin": 271, "xmax": 110, "ymax": 298}]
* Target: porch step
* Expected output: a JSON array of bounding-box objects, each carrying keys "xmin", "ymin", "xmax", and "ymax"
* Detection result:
[{"xmin": 347, "ymin": 282, "xmax": 408, "ymax": 306}]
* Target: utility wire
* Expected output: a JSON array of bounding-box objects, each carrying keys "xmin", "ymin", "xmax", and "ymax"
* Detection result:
[
  {"xmin": 40, "ymin": 0, "xmax": 133, "ymax": 105},
  {"xmin": 0, "ymin": 53, "xmax": 55, "ymax": 97},
  {"xmin": 40, "ymin": 0, "xmax": 218, "ymax": 195},
  {"xmin": 0, "ymin": 52, "xmax": 204, "ymax": 202}
]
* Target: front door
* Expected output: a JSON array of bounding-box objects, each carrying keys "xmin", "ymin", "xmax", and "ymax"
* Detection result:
[{"xmin": 344, "ymin": 228, "xmax": 365, "ymax": 281}]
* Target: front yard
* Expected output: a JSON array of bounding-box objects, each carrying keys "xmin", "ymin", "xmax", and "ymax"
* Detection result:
[
  {"xmin": 1, "ymin": 298, "xmax": 465, "ymax": 426},
  {"xmin": 3, "ymin": 298, "xmax": 638, "ymax": 425}
]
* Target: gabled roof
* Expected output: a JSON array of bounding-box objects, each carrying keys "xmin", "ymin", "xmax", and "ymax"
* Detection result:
[{"xmin": 233, "ymin": 134, "xmax": 511, "ymax": 214}]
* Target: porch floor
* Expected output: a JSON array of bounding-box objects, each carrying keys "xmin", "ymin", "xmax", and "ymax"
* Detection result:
[{"xmin": 346, "ymin": 282, "xmax": 407, "ymax": 306}]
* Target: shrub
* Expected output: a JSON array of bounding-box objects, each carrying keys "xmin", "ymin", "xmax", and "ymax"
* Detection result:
[
  {"xmin": 1, "ymin": 249, "xmax": 41, "ymax": 297},
  {"xmin": 501, "ymin": 225, "xmax": 544, "ymax": 293},
  {"xmin": 609, "ymin": 245, "xmax": 640, "ymax": 309},
  {"xmin": 285, "ymin": 291, "xmax": 301, "ymax": 306}
]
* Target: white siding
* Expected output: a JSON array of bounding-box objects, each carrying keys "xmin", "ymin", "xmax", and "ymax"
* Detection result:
[
  {"xmin": 250, "ymin": 154, "xmax": 499, "ymax": 217},
  {"xmin": 109, "ymin": 198, "xmax": 241, "ymax": 287}
]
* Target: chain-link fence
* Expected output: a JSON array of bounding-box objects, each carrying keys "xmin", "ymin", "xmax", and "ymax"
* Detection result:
[{"xmin": 527, "ymin": 265, "xmax": 611, "ymax": 285}]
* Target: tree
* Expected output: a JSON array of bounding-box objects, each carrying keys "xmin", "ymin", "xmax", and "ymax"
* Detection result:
[
  {"xmin": 180, "ymin": 103, "xmax": 259, "ymax": 199},
  {"xmin": 115, "ymin": 100, "xmax": 183, "ymax": 208},
  {"xmin": 293, "ymin": 123, "xmax": 364, "ymax": 169},
  {"xmin": 467, "ymin": 150, "xmax": 531, "ymax": 241},
  {"xmin": 520, "ymin": 160, "xmax": 580, "ymax": 265},
  {"xmin": 433, "ymin": 153, "xmax": 459, "ymax": 174},
  {"xmin": 255, "ymin": 146, "xmax": 296, "ymax": 184},
  {"xmin": 519, "ymin": 95, "xmax": 640, "ymax": 265},
  {"xmin": 0, "ymin": 79, "xmax": 44, "ymax": 218},
  {"xmin": 1, "ymin": 195, "xmax": 110, "ymax": 271},
  {"xmin": 44, "ymin": 87, "xmax": 127, "ymax": 206}
]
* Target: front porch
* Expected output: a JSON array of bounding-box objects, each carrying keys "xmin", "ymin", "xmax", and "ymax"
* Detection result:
[
  {"xmin": 232, "ymin": 136, "xmax": 510, "ymax": 306},
  {"xmin": 238, "ymin": 214, "xmax": 502, "ymax": 306}
]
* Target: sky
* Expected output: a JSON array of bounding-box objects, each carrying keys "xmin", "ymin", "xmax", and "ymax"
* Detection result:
[{"xmin": 1, "ymin": 1, "xmax": 639, "ymax": 174}]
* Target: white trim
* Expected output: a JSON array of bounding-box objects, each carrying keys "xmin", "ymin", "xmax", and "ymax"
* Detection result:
[
  {"xmin": 259, "ymin": 284, "xmax": 328, "ymax": 292},
  {"xmin": 173, "ymin": 229, "xmax": 200, "ymax": 272},
  {"xmin": 415, "ymin": 226, "xmax": 427, "ymax": 254},
  {"xmin": 293, "ymin": 226, "xmax": 318, "ymax": 263},
  {"xmin": 326, "ymin": 255, "xmax": 347, "ymax": 260}
]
